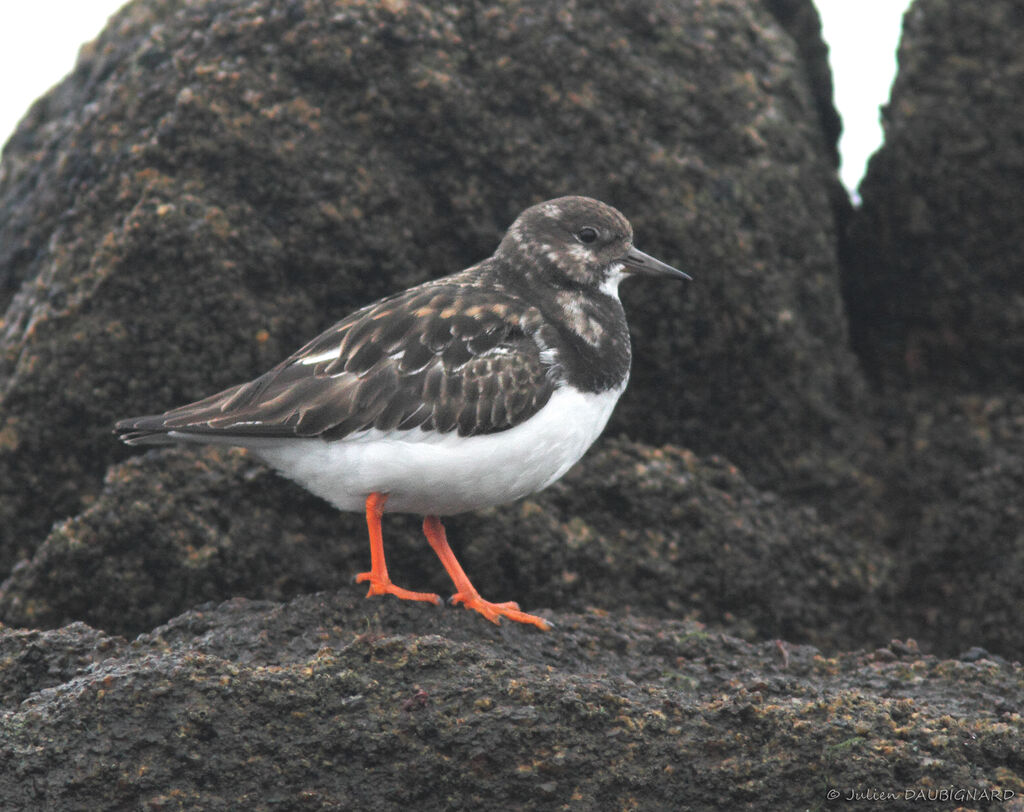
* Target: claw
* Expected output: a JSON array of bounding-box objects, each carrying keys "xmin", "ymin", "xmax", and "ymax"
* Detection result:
[
  {"xmin": 355, "ymin": 495, "xmax": 549, "ymax": 630},
  {"xmin": 356, "ymin": 572, "xmax": 442, "ymax": 605},
  {"xmin": 423, "ymin": 515, "xmax": 549, "ymax": 631},
  {"xmin": 450, "ymin": 592, "xmax": 551, "ymax": 630}
]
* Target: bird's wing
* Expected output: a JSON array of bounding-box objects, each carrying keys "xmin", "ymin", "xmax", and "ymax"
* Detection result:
[{"xmin": 116, "ymin": 283, "xmax": 561, "ymax": 443}]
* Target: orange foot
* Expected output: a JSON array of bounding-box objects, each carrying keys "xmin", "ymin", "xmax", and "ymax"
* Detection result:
[
  {"xmin": 356, "ymin": 572, "xmax": 441, "ymax": 605},
  {"xmin": 423, "ymin": 515, "xmax": 551, "ymax": 631},
  {"xmin": 450, "ymin": 593, "xmax": 551, "ymax": 630}
]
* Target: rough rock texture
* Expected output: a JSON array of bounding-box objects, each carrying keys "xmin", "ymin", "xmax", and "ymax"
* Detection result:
[
  {"xmin": 2, "ymin": 0, "xmax": 1024, "ymax": 808},
  {"xmin": 2, "ymin": 597, "xmax": 1022, "ymax": 811},
  {"xmin": 764, "ymin": 0, "xmax": 842, "ymax": 166},
  {"xmin": 0, "ymin": 440, "xmax": 891, "ymax": 649},
  {"xmin": 839, "ymin": 0, "xmax": 1024, "ymax": 665},
  {"xmin": 843, "ymin": 0, "xmax": 1024, "ymax": 390},
  {"xmin": 884, "ymin": 394, "xmax": 1024, "ymax": 659},
  {"xmin": 0, "ymin": 446, "xmax": 359, "ymax": 634},
  {"xmin": 0, "ymin": 0, "xmax": 869, "ymax": 567}
]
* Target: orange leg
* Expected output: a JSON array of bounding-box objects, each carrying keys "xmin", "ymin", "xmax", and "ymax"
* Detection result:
[
  {"xmin": 422, "ymin": 515, "xmax": 550, "ymax": 631},
  {"xmin": 355, "ymin": 493, "xmax": 441, "ymax": 605}
]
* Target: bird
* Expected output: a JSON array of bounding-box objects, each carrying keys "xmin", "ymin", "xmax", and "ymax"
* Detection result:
[{"xmin": 115, "ymin": 196, "xmax": 689, "ymax": 630}]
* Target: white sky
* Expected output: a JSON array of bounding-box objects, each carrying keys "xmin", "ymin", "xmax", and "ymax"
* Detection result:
[
  {"xmin": 0, "ymin": 1, "xmax": 911, "ymax": 195},
  {"xmin": 816, "ymin": 0, "xmax": 913, "ymax": 193}
]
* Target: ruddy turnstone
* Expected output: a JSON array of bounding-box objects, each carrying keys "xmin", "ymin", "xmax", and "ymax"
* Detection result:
[{"xmin": 116, "ymin": 196, "xmax": 689, "ymax": 630}]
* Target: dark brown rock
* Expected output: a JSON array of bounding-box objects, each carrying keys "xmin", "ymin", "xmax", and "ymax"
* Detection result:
[
  {"xmin": 0, "ymin": 439, "xmax": 890, "ymax": 651},
  {"xmin": 843, "ymin": 0, "xmax": 1024, "ymax": 390},
  {"xmin": 454, "ymin": 440, "xmax": 890, "ymax": 650},
  {"xmin": 883, "ymin": 394, "xmax": 1024, "ymax": 658},
  {"xmin": 764, "ymin": 0, "xmax": 843, "ymax": 166},
  {"xmin": 826, "ymin": 0, "xmax": 1024, "ymax": 663},
  {"xmin": 1, "ymin": 596, "xmax": 1020, "ymax": 810},
  {"xmin": 0, "ymin": 621, "xmax": 125, "ymax": 707},
  {"xmin": 2, "ymin": 0, "xmax": 1024, "ymax": 806},
  {"xmin": 0, "ymin": 447, "xmax": 362, "ymax": 634},
  {"xmin": 0, "ymin": 0, "xmax": 867, "ymax": 569}
]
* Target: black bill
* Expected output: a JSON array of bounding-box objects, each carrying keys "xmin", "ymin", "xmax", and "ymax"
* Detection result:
[{"xmin": 621, "ymin": 246, "xmax": 691, "ymax": 280}]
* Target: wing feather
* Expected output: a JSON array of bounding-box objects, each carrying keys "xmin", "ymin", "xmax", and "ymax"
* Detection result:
[{"xmin": 115, "ymin": 282, "xmax": 558, "ymax": 444}]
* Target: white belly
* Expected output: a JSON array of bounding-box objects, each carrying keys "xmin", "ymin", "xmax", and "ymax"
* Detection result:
[{"xmin": 238, "ymin": 383, "xmax": 624, "ymax": 515}]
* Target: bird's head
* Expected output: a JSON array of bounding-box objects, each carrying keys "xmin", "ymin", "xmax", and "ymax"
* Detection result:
[{"xmin": 497, "ymin": 195, "xmax": 689, "ymax": 295}]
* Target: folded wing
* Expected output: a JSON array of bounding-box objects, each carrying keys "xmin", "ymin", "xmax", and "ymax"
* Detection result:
[{"xmin": 116, "ymin": 284, "xmax": 560, "ymax": 445}]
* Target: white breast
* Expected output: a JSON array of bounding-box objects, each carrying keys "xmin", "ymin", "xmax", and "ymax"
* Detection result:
[{"xmin": 239, "ymin": 382, "xmax": 625, "ymax": 515}]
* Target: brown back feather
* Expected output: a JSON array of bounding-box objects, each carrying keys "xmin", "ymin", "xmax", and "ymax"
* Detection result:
[{"xmin": 115, "ymin": 281, "xmax": 558, "ymax": 442}]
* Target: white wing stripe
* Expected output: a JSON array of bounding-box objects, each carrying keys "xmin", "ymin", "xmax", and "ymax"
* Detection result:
[{"xmin": 296, "ymin": 347, "xmax": 342, "ymax": 366}]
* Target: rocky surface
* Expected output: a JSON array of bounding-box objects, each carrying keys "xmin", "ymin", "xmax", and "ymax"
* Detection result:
[
  {"xmin": 839, "ymin": 0, "xmax": 1024, "ymax": 668},
  {"xmin": 2, "ymin": 596, "xmax": 1022, "ymax": 811},
  {"xmin": 881, "ymin": 394, "xmax": 1024, "ymax": 659},
  {"xmin": 1, "ymin": 0, "xmax": 1023, "ymax": 808},
  {"xmin": 843, "ymin": 0, "xmax": 1024, "ymax": 390},
  {"xmin": 0, "ymin": 0, "xmax": 869, "ymax": 568},
  {"xmin": 0, "ymin": 440, "xmax": 890, "ymax": 649}
]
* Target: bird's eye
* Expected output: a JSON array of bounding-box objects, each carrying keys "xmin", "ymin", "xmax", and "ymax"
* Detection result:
[{"xmin": 577, "ymin": 227, "xmax": 599, "ymax": 244}]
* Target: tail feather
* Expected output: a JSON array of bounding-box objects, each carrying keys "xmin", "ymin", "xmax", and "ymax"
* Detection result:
[
  {"xmin": 117, "ymin": 430, "xmax": 179, "ymax": 447},
  {"xmin": 114, "ymin": 380, "xmax": 256, "ymax": 446},
  {"xmin": 115, "ymin": 413, "xmax": 191, "ymax": 446}
]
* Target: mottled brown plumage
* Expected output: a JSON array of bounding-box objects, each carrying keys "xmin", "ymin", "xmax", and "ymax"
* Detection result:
[
  {"xmin": 120, "ymin": 281, "xmax": 557, "ymax": 443},
  {"xmin": 115, "ymin": 196, "xmax": 689, "ymax": 630},
  {"xmin": 118, "ymin": 196, "xmax": 681, "ymax": 446}
]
